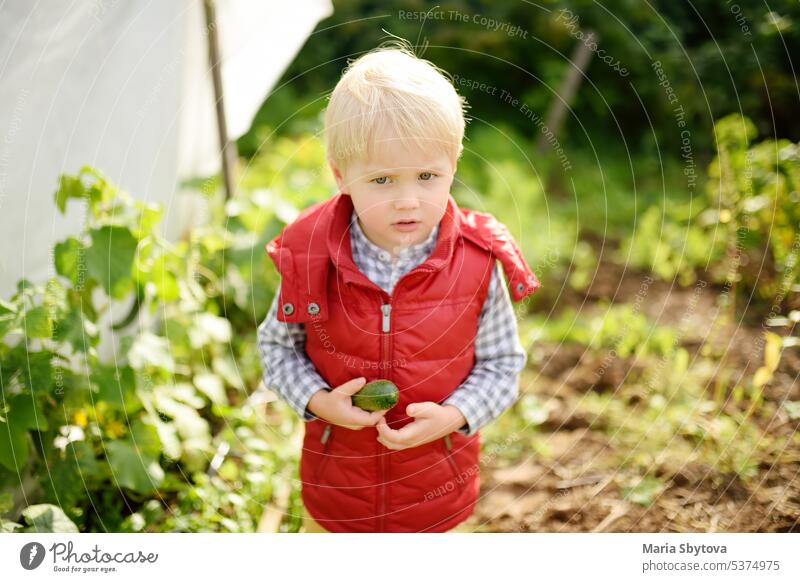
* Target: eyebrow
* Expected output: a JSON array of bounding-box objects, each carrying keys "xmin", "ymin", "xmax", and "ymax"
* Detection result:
[{"xmin": 364, "ymin": 165, "xmax": 449, "ymax": 176}]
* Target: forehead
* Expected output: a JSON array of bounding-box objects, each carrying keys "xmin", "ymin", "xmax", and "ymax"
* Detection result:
[{"xmin": 359, "ymin": 129, "xmax": 453, "ymax": 173}]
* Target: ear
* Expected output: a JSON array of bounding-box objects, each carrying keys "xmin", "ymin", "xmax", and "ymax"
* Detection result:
[{"xmin": 328, "ymin": 158, "xmax": 347, "ymax": 194}]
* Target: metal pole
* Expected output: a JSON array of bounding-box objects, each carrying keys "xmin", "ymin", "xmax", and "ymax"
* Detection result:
[{"xmin": 203, "ymin": 0, "xmax": 238, "ymax": 200}]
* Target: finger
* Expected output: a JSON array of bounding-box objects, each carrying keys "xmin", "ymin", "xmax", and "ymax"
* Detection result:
[
  {"xmin": 333, "ymin": 376, "xmax": 368, "ymax": 396},
  {"xmin": 376, "ymin": 416, "xmax": 400, "ymax": 438},
  {"xmin": 346, "ymin": 406, "xmax": 383, "ymax": 426},
  {"xmin": 377, "ymin": 419, "xmax": 419, "ymax": 449},
  {"xmin": 376, "ymin": 425, "xmax": 406, "ymax": 450},
  {"xmin": 377, "ymin": 435, "xmax": 405, "ymax": 450},
  {"xmin": 406, "ymin": 401, "xmax": 436, "ymax": 418},
  {"xmin": 367, "ymin": 409, "xmax": 388, "ymax": 423},
  {"xmin": 390, "ymin": 422, "xmax": 425, "ymax": 447}
]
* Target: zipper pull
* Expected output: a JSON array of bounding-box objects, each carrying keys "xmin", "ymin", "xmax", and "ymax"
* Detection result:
[
  {"xmin": 381, "ymin": 303, "xmax": 391, "ymax": 332},
  {"xmin": 444, "ymin": 433, "xmax": 452, "ymax": 451},
  {"xmin": 320, "ymin": 424, "xmax": 331, "ymax": 445}
]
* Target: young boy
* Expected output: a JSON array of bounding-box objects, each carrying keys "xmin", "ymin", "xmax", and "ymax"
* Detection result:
[{"xmin": 257, "ymin": 45, "xmax": 540, "ymax": 533}]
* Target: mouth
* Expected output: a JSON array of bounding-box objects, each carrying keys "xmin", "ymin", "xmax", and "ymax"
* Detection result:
[{"xmin": 392, "ymin": 219, "xmax": 421, "ymax": 232}]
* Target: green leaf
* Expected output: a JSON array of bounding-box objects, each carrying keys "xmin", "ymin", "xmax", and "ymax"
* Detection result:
[
  {"xmin": 0, "ymin": 393, "xmax": 49, "ymax": 471},
  {"xmin": 198, "ymin": 230, "xmax": 230, "ymax": 253},
  {"xmin": 0, "ymin": 299, "xmax": 15, "ymax": 316},
  {"xmin": 153, "ymin": 388, "xmax": 212, "ymax": 466},
  {"xmin": 44, "ymin": 278, "xmax": 68, "ymax": 314},
  {"xmin": 168, "ymin": 382, "xmax": 206, "ymax": 409},
  {"xmin": 670, "ymin": 348, "xmax": 690, "ymax": 382},
  {"xmin": 130, "ymin": 419, "xmax": 162, "ymax": 458},
  {"xmin": 19, "ymin": 351, "xmax": 54, "ymax": 394},
  {"xmin": 783, "ymin": 401, "xmax": 800, "ymax": 421},
  {"xmin": 106, "ymin": 439, "xmax": 164, "ymax": 494},
  {"xmin": 0, "ymin": 300, "xmax": 18, "ymax": 337},
  {"xmin": 41, "ymin": 442, "xmax": 101, "ymax": 510},
  {"xmin": 752, "ymin": 366, "xmax": 772, "ymax": 389},
  {"xmin": 23, "ymin": 306, "xmax": 52, "ymax": 338},
  {"xmin": 8, "ymin": 394, "xmax": 49, "ymax": 431},
  {"xmin": 517, "ymin": 394, "xmax": 548, "ymax": 427},
  {"xmin": 189, "ymin": 313, "xmax": 232, "ymax": 348},
  {"xmin": 82, "ymin": 166, "xmax": 117, "ymax": 210},
  {"xmin": 21, "ymin": 504, "xmax": 79, "ymax": 532},
  {"xmin": 763, "ymin": 331, "xmax": 783, "ymax": 373},
  {"xmin": 85, "ymin": 225, "xmax": 138, "ymax": 300},
  {"xmin": 148, "ymin": 254, "xmax": 179, "ymax": 302},
  {"xmin": 149, "ymin": 414, "xmax": 181, "ymax": 461},
  {"xmin": 128, "ymin": 332, "xmax": 174, "ymax": 373},
  {"xmin": 93, "ymin": 365, "xmax": 138, "ymax": 409},
  {"xmin": 0, "ymin": 418, "xmax": 28, "ymax": 472},
  {"xmin": 713, "ymin": 114, "xmax": 757, "ymax": 152},
  {"xmin": 622, "ymin": 476, "xmax": 665, "ymax": 507},
  {"xmin": 54, "ymin": 237, "xmax": 86, "ymax": 286},
  {"xmin": 131, "ymin": 202, "xmax": 163, "ymax": 240},
  {"xmin": 1, "ymin": 347, "xmax": 55, "ymax": 395},
  {"xmin": 16, "ymin": 279, "xmax": 34, "ymax": 295},
  {"xmin": 54, "ymin": 174, "xmax": 86, "ymax": 214},
  {"xmin": 213, "ymin": 355, "xmax": 244, "ymax": 390},
  {"xmin": 193, "ymin": 374, "xmax": 226, "ymax": 405},
  {"xmin": 1, "ymin": 519, "xmax": 22, "ymax": 532},
  {"xmin": 53, "ymin": 307, "xmax": 98, "ymax": 353}
]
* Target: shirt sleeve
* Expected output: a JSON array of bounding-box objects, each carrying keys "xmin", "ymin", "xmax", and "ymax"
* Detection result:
[
  {"xmin": 442, "ymin": 262, "xmax": 527, "ymax": 436},
  {"xmin": 256, "ymin": 281, "xmax": 330, "ymax": 421}
]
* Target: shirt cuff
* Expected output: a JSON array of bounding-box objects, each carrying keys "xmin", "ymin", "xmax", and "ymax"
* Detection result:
[
  {"xmin": 442, "ymin": 391, "xmax": 484, "ymax": 437},
  {"xmin": 276, "ymin": 365, "xmax": 329, "ymax": 421}
]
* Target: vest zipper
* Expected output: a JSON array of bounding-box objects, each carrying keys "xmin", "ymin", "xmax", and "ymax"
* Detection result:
[
  {"xmin": 381, "ymin": 304, "xmax": 391, "ymax": 332},
  {"xmin": 378, "ymin": 301, "xmax": 392, "ymax": 531}
]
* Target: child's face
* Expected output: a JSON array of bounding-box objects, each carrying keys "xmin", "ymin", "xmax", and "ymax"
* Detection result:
[{"xmin": 329, "ymin": 130, "xmax": 455, "ymax": 257}]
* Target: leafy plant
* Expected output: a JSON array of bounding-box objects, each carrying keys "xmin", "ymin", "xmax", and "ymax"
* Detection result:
[
  {"xmin": 619, "ymin": 204, "xmax": 724, "ymax": 286},
  {"xmin": 705, "ymin": 114, "xmax": 800, "ymax": 307},
  {"xmin": 0, "ymin": 160, "xmax": 308, "ymax": 531},
  {"xmin": 527, "ymin": 303, "xmax": 676, "ymax": 359}
]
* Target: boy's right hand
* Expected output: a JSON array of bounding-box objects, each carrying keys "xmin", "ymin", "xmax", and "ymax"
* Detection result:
[{"xmin": 306, "ymin": 377, "xmax": 388, "ymax": 430}]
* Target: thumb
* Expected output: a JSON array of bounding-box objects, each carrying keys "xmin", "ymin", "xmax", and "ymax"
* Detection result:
[{"xmin": 334, "ymin": 376, "xmax": 368, "ymax": 396}]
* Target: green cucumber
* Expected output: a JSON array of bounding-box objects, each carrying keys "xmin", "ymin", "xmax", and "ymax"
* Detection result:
[{"xmin": 351, "ymin": 380, "xmax": 399, "ymax": 411}]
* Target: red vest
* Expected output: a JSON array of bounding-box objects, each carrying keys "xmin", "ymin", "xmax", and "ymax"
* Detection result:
[{"xmin": 266, "ymin": 193, "xmax": 540, "ymax": 532}]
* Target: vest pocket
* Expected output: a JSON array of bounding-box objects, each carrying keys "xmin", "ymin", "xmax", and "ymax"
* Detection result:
[
  {"xmin": 315, "ymin": 424, "xmax": 333, "ymax": 481},
  {"xmin": 442, "ymin": 434, "xmax": 464, "ymax": 492}
]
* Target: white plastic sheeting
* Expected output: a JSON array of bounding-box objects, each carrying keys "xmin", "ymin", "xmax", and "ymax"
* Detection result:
[{"xmin": 0, "ymin": 0, "xmax": 333, "ymax": 299}]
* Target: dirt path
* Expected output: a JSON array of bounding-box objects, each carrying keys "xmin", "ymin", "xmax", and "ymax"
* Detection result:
[
  {"xmin": 467, "ymin": 371, "xmax": 798, "ymax": 532},
  {"xmin": 464, "ymin": 267, "xmax": 800, "ymax": 532}
]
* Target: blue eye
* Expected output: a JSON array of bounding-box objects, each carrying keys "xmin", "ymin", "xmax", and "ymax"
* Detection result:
[
  {"xmin": 419, "ymin": 172, "xmax": 435, "ymax": 181},
  {"xmin": 372, "ymin": 176, "xmax": 389, "ymax": 185}
]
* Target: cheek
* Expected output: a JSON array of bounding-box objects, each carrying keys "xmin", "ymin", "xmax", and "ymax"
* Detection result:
[
  {"xmin": 354, "ymin": 200, "xmax": 393, "ymax": 225},
  {"xmin": 427, "ymin": 185, "xmax": 450, "ymax": 213}
]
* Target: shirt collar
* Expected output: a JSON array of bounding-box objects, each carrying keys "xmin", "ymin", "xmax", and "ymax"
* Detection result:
[{"xmin": 349, "ymin": 207, "xmax": 440, "ymax": 263}]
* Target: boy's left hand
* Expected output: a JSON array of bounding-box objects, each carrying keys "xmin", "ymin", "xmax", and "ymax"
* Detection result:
[{"xmin": 376, "ymin": 402, "xmax": 466, "ymax": 450}]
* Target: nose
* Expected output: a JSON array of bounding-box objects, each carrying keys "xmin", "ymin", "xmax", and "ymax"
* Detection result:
[{"xmin": 392, "ymin": 187, "xmax": 420, "ymax": 211}]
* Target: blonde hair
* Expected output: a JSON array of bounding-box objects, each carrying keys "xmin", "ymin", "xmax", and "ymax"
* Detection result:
[{"xmin": 324, "ymin": 43, "xmax": 468, "ymax": 170}]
